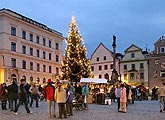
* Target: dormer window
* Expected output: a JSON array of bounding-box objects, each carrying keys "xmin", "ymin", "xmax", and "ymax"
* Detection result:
[
  {"xmin": 97, "ymin": 57, "xmax": 99, "ymax": 61},
  {"xmin": 103, "ymin": 56, "xmax": 106, "ymax": 61},
  {"xmin": 131, "ymin": 53, "xmax": 135, "ymax": 58}
]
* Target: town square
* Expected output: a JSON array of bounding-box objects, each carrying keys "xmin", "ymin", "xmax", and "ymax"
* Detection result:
[{"xmin": 0, "ymin": 1, "xmax": 165, "ymax": 120}]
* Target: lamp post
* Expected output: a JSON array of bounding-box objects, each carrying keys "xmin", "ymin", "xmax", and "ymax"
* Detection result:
[{"xmin": 111, "ymin": 35, "xmax": 118, "ymax": 85}]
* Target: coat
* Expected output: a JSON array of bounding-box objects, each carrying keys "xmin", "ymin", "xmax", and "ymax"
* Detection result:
[
  {"xmin": 45, "ymin": 83, "xmax": 55, "ymax": 101},
  {"xmin": 120, "ymin": 87, "xmax": 127, "ymax": 103},
  {"xmin": 54, "ymin": 87, "xmax": 66, "ymax": 103},
  {"xmin": 66, "ymin": 89, "xmax": 73, "ymax": 103},
  {"xmin": 7, "ymin": 83, "xmax": 18, "ymax": 99},
  {"xmin": 159, "ymin": 86, "xmax": 165, "ymax": 97},
  {"xmin": 0, "ymin": 87, "xmax": 7, "ymax": 101},
  {"xmin": 18, "ymin": 84, "xmax": 28, "ymax": 101}
]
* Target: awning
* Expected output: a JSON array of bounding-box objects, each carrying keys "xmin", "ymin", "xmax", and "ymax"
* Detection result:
[{"xmin": 80, "ymin": 78, "xmax": 107, "ymax": 83}]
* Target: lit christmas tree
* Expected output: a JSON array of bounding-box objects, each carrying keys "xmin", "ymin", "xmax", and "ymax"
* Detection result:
[{"xmin": 61, "ymin": 16, "xmax": 92, "ymax": 82}]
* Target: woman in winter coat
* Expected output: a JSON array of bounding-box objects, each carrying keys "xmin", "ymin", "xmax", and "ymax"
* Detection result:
[
  {"xmin": 0, "ymin": 83, "xmax": 8, "ymax": 110},
  {"xmin": 119, "ymin": 84, "xmax": 127, "ymax": 113},
  {"xmin": 54, "ymin": 82, "xmax": 67, "ymax": 119}
]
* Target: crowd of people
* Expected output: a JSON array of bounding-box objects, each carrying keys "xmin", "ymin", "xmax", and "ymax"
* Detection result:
[
  {"xmin": 0, "ymin": 78, "xmax": 89, "ymax": 119},
  {"xmin": 0, "ymin": 78, "xmax": 165, "ymax": 119}
]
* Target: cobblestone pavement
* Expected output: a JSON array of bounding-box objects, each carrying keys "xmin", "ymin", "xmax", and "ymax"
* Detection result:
[{"xmin": 0, "ymin": 100, "xmax": 165, "ymax": 120}]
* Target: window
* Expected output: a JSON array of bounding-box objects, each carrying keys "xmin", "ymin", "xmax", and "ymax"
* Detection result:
[
  {"xmin": 131, "ymin": 53, "xmax": 135, "ymax": 58},
  {"xmin": 36, "ymin": 36, "xmax": 39, "ymax": 44},
  {"xmin": 110, "ymin": 64, "xmax": 113, "ymax": 69},
  {"xmin": 56, "ymin": 55, "xmax": 59, "ymax": 62},
  {"xmin": 11, "ymin": 26, "xmax": 16, "ymax": 36},
  {"xmin": 43, "ymin": 51, "xmax": 46, "ymax": 59},
  {"xmin": 140, "ymin": 72, "xmax": 144, "ymax": 79},
  {"xmin": 131, "ymin": 64, "xmax": 135, "ymax": 70},
  {"xmin": 124, "ymin": 74, "xmax": 128, "ymax": 80},
  {"xmin": 22, "ymin": 45, "xmax": 26, "ymax": 54},
  {"xmin": 11, "ymin": 42, "xmax": 16, "ymax": 52},
  {"xmin": 43, "ymin": 65, "xmax": 46, "ymax": 72},
  {"xmin": 49, "ymin": 40, "xmax": 51, "ymax": 48},
  {"xmin": 161, "ymin": 47, "xmax": 165, "ymax": 53},
  {"xmin": 104, "ymin": 65, "xmax": 108, "ymax": 70},
  {"xmin": 140, "ymin": 63, "xmax": 144, "ymax": 69},
  {"xmin": 49, "ymin": 66, "xmax": 52, "ymax": 73},
  {"xmin": 130, "ymin": 73, "xmax": 135, "ymax": 80},
  {"xmin": 22, "ymin": 30, "xmax": 26, "ymax": 39},
  {"xmin": 91, "ymin": 66, "xmax": 94, "ymax": 71},
  {"xmin": 103, "ymin": 56, "xmax": 106, "ymax": 61},
  {"xmin": 11, "ymin": 58, "xmax": 16, "ymax": 68},
  {"xmin": 56, "ymin": 67, "xmax": 59, "ymax": 75},
  {"xmin": 160, "ymin": 70, "xmax": 165, "ymax": 77},
  {"xmin": 37, "ymin": 63, "xmax": 40, "ymax": 72},
  {"xmin": 22, "ymin": 60, "xmax": 26, "ymax": 69},
  {"xmin": 99, "ymin": 75, "xmax": 102, "ymax": 79},
  {"xmin": 43, "ymin": 38, "xmax": 46, "ymax": 46},
  {"xmin": 99, "ymin": 65, "xmax": 102, "ymax": 70},
  {"xmin": 30, "ymin": 62, "xmax": 33, "ymax": 70},
  {"xmin": 30, "ymin": 48, "xmax": 33, "ymax": 56},
  {"xmin": 96, "ymin": 57, "xmax": 99, "ymax": 61},
  {"xmin": 30, "ymin": 33, "xmax": 33, "ymax": 42},
  {"xmin": 49, "ymin": 53, "xmax": 51, "ymax": 60},
  {"xmin": 124, "ymin": 65, "xmax": 127, "ymax": 70},
  {"xmin": 36, "ymin": 49, "xmax": 40, "ymax": 57},
  {"xmin": 55, "ymin": 43, "xmax": 59, "ymax": 50}
]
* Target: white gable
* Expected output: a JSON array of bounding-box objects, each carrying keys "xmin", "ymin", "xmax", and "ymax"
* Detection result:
[
  {"xmin": 127, "ymin": 46, "xmax": 140, "ymax": 52},
  {"xmin": 90, "ymin": 43, "xmax": 113, "ymax": 64}
]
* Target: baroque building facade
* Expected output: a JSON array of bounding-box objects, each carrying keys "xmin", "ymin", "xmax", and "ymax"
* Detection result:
[
  {"xmin": 148, "ymin": 37, "xmax": 165, "ymax": 89},
  {"xmin": 120, "ymin": 44, "xmax": 149, "ymax": 87},
  {"xmin": 0, "ymin": 9, "xmax": 64, "ymax": 85},
  {"xmin": 90, "ymin": 43, "xmax": 120, "ymax": 82}
]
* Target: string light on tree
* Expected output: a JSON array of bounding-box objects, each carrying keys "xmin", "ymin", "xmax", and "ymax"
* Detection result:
[{"xmin": 61, "ymin": 16, "xmax": 92, "ymax": 82}]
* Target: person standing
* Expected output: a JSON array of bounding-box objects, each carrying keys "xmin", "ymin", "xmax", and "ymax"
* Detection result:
[
  {"xmin": 54, "ymin": 82, "xmax": 67, "ymax": 119},
  {"xmin": 82, "ymin": 83, "xmax": 89, "ymax": 110},
  {"xmin": 0, "ymin": 83, "xmax": 8, "ymax": 110},
  {"xmin": 45, "ymin": 79, "xmax": 56, "ymax": 119},
  {"xmin": 7, "ymin": 80, "xmax": 18, "ymax": 111},
  {"xmin": 66, "ymin": 84, "xmax": 73, "ymax": 116},
  {"xmin": 158, "ymin": 82, "xmax": 165, "ymax": 112},
  {"xmin": 13, "ymin": 79, "xmax": 32, "ymax": 114},
  {"xmin": 29, "ymin": 83, "xmax": 39, "ymax": 107},
  {"xmin": 119, "ymin": 84, "xmax": 127, "ymax": 113},
  {"xmin": 115, "ymin": 83, "xmax": 121, "ymax": 111}
]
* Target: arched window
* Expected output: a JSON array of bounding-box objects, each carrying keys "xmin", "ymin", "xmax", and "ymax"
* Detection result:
[{"xmin": 43, "ymin": 78, "xmax": 46, "ymax": 84}]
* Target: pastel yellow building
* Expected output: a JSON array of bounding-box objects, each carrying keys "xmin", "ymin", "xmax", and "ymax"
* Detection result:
[{"xmin": 0, "ymin": 9, "xmax": 64, "ymax": 85}]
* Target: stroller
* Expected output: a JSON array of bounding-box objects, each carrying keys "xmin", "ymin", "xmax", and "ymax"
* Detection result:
[{"xmin": 72, "ymin": 94, "xmax": 83, "ymax": 110}]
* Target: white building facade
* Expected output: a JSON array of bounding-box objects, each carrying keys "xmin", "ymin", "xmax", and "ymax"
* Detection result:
[
  {"xmin": 120, "ymin": 44, "xmax": 149, "ymax": 86},
  {"xmin": 0, "ymin": 9, "xmax": 64, "ymax": 85},
  {"xmin": 90, "ymin": 43, "xmax": 120, "ymax": 82}
]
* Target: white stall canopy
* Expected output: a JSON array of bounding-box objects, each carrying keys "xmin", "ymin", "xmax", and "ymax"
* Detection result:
[{"xmin": 80, "ymin": 78, "xmax": 107, "ymax": 84}]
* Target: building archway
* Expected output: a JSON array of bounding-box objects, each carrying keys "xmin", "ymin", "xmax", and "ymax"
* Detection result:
[{"xmin": 11, "ymin": 73, "xmax": 17, "ymax": 83}]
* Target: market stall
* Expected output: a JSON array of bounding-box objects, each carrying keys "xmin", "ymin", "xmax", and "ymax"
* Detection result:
[{"xmin": 80, "ymin": 78, "xmax": 107, "ymax": 104}]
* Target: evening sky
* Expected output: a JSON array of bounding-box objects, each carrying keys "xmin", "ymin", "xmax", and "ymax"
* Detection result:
[{"xmin": 1, "ymin": 0, "xmax": 165, "ymax": 58}]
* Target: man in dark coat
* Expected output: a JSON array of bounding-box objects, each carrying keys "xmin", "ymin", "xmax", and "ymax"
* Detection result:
[
  {"xmin": 7, "ymin": 80, "xmax": 18, "ymax": 111},
  {"xmin": 13, "ymin": 79, "xmax": 32, "ymax": 115}
]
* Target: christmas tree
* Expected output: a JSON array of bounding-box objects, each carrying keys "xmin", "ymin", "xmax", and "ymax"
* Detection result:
[{"xmin": 61, "ymin": 16, "xmax": 92, "ymax": 82}]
